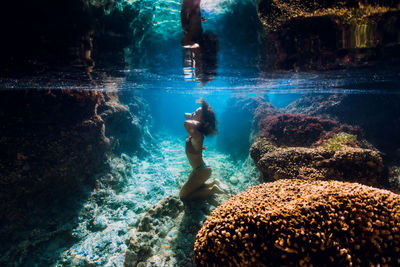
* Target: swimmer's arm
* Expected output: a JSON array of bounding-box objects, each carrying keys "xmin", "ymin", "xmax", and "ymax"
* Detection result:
[{"xmin": 184, "ymin": 120, "xmax": 201, "ymax": 138}]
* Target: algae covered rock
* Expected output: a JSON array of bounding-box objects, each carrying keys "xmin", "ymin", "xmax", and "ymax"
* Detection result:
[
  {"xmin": 250, "ymin": 136, "xmax": 383, "ymax": 186},
  {"xmin": 257, "ymin": 113, "xmax": 360, "ymax": 147},
  {"xmin": 285, "ymin": 93, "xmax": 400, "ymax": 159},
  {"xmin": 249, "ymin": 137, "xmax": 277, "ymax": 164},
  {"xmin": 194, "ymin": 179, "xmax": 400, "ymax": 266}
]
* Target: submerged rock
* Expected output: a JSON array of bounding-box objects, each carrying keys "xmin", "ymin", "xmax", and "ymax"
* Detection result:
[
  {"xmin": 388, "ymin": 164, "xmax": 400, "ymax": 193},
  {"xmin": 251, "ymin": 102, "xmax": 384, "ymax": 186},
  {"xmin": 0, "ymin": 89, "xmax": 108, "ymax": 219},
  {"xmin": 124, "ymin": 196, "xmax": 184, "ymax": 266},
  {"xmin": 285, "ymin": 93, "xmax": 400, "ymax": 159},
  {"xmin": 251, "ymin": 137, "xmax": 383, "ymax": 186},
  {"xmin": 124, "ymin": 194, "xmax": 230, "ymax": 267},
  {"xmin": 194, "ymin": 179, "xmax": 400, "ymax": 266},
  {"xmin": 0, "ymin": 89, "xmax": 149, "ymax": 265},
  {"xmin": 257, "ymin": 112, "xmax": 361, "ymax": 147},
  {"xmin": 98, "ymin": 93, "xmax": 150, "ymax": 156}
]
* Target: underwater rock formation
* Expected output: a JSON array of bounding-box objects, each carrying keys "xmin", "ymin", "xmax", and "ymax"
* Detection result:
[
  {"xmin": 0, "ymin": 90, "xmax": 108, "ymax": 221},
  {"xmin": 98, "ymin": 93, "xmax": 151, "ymax": 155},
  {"xmin": 285, "ymin": 94, "xmax": 400, "ymax": 158},
  {"xmin": 250, "ymin": 136, "xmax": 383, "ymax": 186},
  {"xmin": 124, "ymin": 196, "xmax": 185, "ymax": 266},
  {"xmin": 0, "ymin": 89, "xmax": 148, "ymax": 264},
  {"xmin": 250, "ymin": 102, "xmax": 383, "ymax": 186},
  {"xmin": 388, "ymin": 164, "xmax": 400, "ymax": 193},
  {"xmin": 257, "ymin": 113, "xmax": 361, "ymax": 147},
  {"xmin": 124, "ymin": 195, "xmax": 223, "ymax": 267},
  {"xmin": 194, "ymin": 179, "xmax": 400, "ymax": 266},
  {"xmin": 253, "ymin": 101, "xmax": 281, "ymax": 121},
  {"xmin": 284, "ymin": 93, "xmax": 400, "ymax": 190},
  {"xmin": 257, "ymin": 0, "xmax": 400, "ymax": 70}
]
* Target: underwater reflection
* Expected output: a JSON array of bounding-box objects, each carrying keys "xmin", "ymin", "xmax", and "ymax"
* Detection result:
[
  {"xmin": 182, "ymin": 32, "xmax": 218, "ymax": 85},
  {"xmin": 181, "ymin": 0, "xmax": 219, "ymax": 85}
]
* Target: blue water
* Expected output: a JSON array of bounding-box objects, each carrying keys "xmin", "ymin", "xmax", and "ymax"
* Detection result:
[
  {"xmin": 2, "ymin": 64, "xmax": 398, "ymax": 265},
  {"xmin": 1, "ymin": 0, "xmax": 400, "ymax": 266}
]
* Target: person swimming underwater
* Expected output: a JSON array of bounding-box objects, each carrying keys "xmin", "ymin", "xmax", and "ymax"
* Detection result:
[
  {"xmin": 179, "ymin": 99, "xmax": 224, "ymax": 200},
  {"xmin": 181, "ymin": 0, "xmax": 203, "ymax": 48}
]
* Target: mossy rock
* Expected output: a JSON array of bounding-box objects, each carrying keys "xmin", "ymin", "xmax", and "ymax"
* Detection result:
[
  {"xmin": 320, "ymin": 132, "xmax": 358, "ymax": 151},
  {"xmin": 249, "ymin": 138, "xmax": 277, "ymax": 163}
]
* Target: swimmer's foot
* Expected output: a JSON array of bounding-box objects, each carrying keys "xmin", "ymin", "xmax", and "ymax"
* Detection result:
[
  {"xmin": 183, "ymin": 43, "xmax": 200, "ymax": 49},
  {"xmin": 206, "ymin": 180, "xmax": 219, "ymax": 187},
  {"xmin": 207, "ymin": 181, "xmax": 229, "ymax": 193},
  {"xmin": 211, "ymin": 184, "xmax": 228, "ymax": 195}
]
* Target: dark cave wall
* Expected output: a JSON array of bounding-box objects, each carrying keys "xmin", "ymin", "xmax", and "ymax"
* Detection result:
[{"xmin": 0, "ymin": 0, "xmax": 136, "ymax": 74}]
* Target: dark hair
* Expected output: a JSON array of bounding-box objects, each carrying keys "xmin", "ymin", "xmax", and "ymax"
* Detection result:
[{"xmin": 197, "ymin": 98, "xmax": 217, "ymax": 136}]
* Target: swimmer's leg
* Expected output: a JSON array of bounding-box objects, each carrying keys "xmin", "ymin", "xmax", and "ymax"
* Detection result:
[{"xmin": 179, "ymin": 167, "xmax": 211, "ymax": 200}]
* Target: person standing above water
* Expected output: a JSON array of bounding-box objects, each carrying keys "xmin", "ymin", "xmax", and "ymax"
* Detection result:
[
  {"xmin": 181, "ymin": 0, "xmax": 203, "ymax": 47},
  {"xmin": 179, "ymin": 99, "xmax": 224, "ymax": 200}
]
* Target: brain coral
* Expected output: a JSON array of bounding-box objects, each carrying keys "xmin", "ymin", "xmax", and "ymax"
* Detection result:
[{"xmin": 194, "ymin": 179, "xmax": 400, "ymax": 266}]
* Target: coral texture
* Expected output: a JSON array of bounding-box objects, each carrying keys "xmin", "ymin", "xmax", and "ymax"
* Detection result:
[
  {"xmin": 250, "ymin": 137, "xmax": 383, "ymax": 186},
  {"xmin": 194, "ymin": 179, "xmax": 400, "ymax": 266}
]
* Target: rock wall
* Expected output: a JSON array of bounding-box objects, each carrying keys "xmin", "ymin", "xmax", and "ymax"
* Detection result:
[{"xmin": 0, "ymin": 89, "xmax": 147, "ymax": 234}]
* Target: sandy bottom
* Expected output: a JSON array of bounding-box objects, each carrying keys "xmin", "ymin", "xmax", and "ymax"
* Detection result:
[{"xmin": 57, "ymin": 133, "xmax": 260, "ymax": 266}]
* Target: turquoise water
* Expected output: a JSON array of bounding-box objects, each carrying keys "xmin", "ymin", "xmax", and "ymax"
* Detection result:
[
  {"xmin": 2, "ymin": 65, "xmax": 399, "ymax": 265},
  {"xmin": 1, "ymin": 0, "xmax": 400, "ymax": 266}
]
